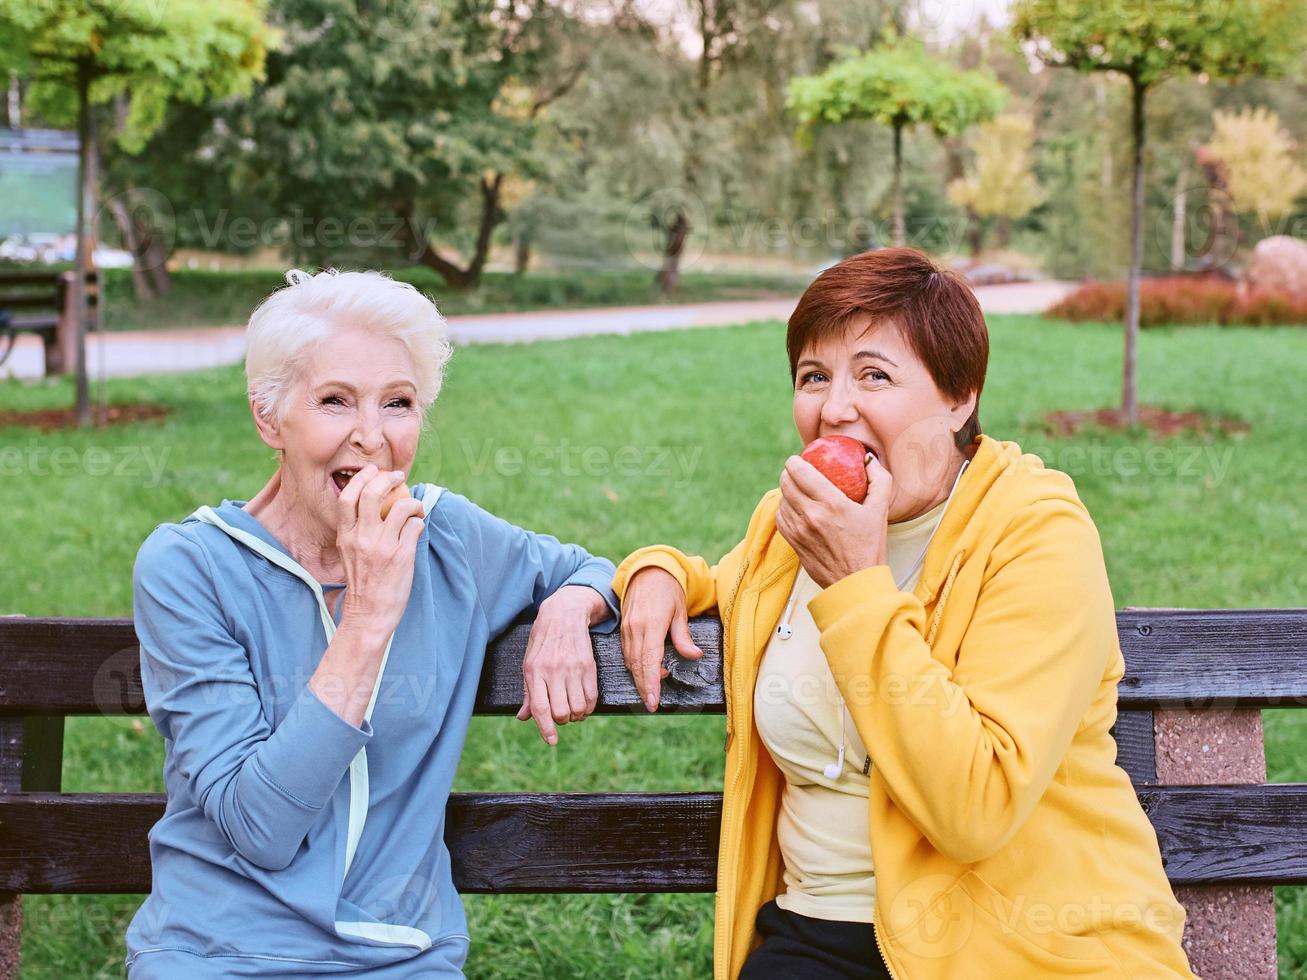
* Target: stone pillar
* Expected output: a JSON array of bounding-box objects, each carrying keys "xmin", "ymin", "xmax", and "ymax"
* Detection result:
[
  {"xmin": 1155, "ymin": 708, "xmax": 1276, "ymax": 980},
  {"xmin": 0, "ymin": 713, "xmax": 25, "ymax": 980}
]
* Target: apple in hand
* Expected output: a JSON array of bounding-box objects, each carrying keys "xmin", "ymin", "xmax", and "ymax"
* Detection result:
[
  {"xmin": 379, "ymin": 482, "xmax": 411, "ymax": 520},
  {"xmin": 800, "ymin": 435, "xmax": 870, "ymax": 503}
]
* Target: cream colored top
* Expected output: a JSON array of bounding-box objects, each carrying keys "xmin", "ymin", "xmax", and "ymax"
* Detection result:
[{"xmin": 753, "ymin": 497, "xmax": 950, "ymax": 923}]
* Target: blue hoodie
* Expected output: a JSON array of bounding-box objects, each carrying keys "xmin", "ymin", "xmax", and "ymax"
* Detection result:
[{"xmin": 125, "ymin": 484, "xmax": 618, "ymax": 978}]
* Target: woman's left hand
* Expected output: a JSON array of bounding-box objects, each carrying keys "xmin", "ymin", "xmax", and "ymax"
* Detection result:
[
  {"xmin": 776, "ymin": 453, "xmax": 894, "ymax": 589},
  {"xmin": 516, "ymin": 585, "xmax": 607, "ymax": 745}
]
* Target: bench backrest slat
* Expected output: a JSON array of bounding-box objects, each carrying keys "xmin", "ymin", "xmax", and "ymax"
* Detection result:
[
  {"xmin": 0, "ymin": 271, "xmax": 98, "ymax": 289},
  {"xmin": 2, "ymin": 610, "xmax": 1304, "ymax": 717}
]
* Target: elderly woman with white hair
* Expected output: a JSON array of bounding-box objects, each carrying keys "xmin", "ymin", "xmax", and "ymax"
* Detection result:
[{"xmin": 124, "ymin": 270, "xmax": 618, "ymax": 978}]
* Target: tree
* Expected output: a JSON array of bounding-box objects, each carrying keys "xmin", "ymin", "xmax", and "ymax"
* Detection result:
[
  {"xmin": 947, "ymin": 113, "xmax": 1044, "ymax": 251},
  {"xmin": 786, "ymin": 38, "xmax": 1006, "ymax": 247},
  {"xmin": 541, "ymin": 0, "xmax": 855, "ymax": 293},
  {"xmin": 95, "ymin": 97, "xmax": 278, "ymax": 301},
  {"xmin": 643, "ymin": 0, "xmax": 797, "ymax": 294},
  {"xmin": 218, "ymin": 0, "xmax": 592, "ymax": 292},
  {"xmin": 542, "ymin": 0, "xmax": 906, "ymax": 275},
  {"xmin": 0, "ymin": 0, "xmax": 269, "ymax": 426},
  {"xmin": 1204, "ymin": 106, "xmax": 1307, "ymax": 226},
  {"xmin": 1013, "ymin": 0, "xmax": 1306, "ymax": 425}
]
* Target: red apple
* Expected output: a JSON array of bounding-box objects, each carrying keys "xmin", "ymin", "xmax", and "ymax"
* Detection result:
[{"xmin": 800, "ymin": 436, "xmax": 869, "ymax": 503}]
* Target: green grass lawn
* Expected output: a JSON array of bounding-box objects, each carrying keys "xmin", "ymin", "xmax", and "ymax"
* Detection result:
[
  {"xmin": 1, "ymin": 314, "xmax": 1304, "ymax": 978},
  {"xmin": 95, "ymin": 266, "xmax": 809, "ymax": 332}
]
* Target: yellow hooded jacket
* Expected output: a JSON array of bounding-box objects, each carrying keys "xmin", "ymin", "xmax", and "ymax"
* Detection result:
[{"xmin": 613, "ymin": 436, "xmax": 1196, "ymax": 979}]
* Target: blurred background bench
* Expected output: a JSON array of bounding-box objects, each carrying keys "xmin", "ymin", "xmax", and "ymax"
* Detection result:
[{"xmin": 0, "ymin": 269, "xmax": 98, "ymax": 377}]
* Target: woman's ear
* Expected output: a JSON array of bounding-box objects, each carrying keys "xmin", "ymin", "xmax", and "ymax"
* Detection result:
[
  {"xmin": 249, "ymin": 395, "xmax": 285, "ymax": 451},
  {"xmin": 950, "ymin": 390, "xmax": 978, "ymax": 431}
]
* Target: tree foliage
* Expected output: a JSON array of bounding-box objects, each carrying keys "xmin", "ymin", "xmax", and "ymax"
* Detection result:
[
  {"xmin": 947, "ymin": 113, "xmax": 1044, "ymax": 221},
  {"xmin": 209, "ymin": 0, "xmax": 593, "ymax": 289},
  {"xmin": 1012, "ymin": 0, "xmax": 1305, "ymax": 90},
  {"xmin": 1204, "ymin": 106, "xmax": 1307, "ymax": 223},
  {"xmin": 786, "ymin": 39, "xmax": 1006, "ymax": 141},
  {"xmin": 0, "ymin": 0, "xmax": 270, "ymax": 152}
]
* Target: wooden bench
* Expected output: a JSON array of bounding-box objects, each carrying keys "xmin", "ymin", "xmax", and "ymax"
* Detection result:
[
  {"xmin": 0, "ymin": 609, "xmax": 1304, "ymax": 978},
  {"xmin": 0, "ymin": 270, "xmax": 98, "ymax": 377}
]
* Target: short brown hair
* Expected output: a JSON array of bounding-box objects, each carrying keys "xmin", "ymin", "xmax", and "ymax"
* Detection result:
[{"xmin": 786, "ymin": 248, "xmax": 989, "ymax": 452}]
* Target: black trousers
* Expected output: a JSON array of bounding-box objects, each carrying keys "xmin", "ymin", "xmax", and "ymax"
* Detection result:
[{"xmin": 739, "ymin": 900, "xmax": 894, "ymax": 979}]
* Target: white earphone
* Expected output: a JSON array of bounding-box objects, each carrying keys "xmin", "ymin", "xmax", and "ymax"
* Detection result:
[
  {"xmin": 775, "ymin": 594, "xmax": 798, "ymax": 639},
  {"xmin": 823, "ymin": 709, "xmax": 847, "ymax": 779}
]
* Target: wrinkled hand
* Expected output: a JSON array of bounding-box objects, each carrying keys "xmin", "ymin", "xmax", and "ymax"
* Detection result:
[
  {"xmin": 516, "ymin": 586, "xmax": 608, "ymax": 745},
  {"xmin": 337, "ymin": 465, "xmax": 425, "ymax": 637},
  {"xmin": 619, "ymin": 567, "xmax": 703, "ymax": 712},
  {"xmin": 776, "ymin": 453, "xmax": 893, "ymax": 589}
]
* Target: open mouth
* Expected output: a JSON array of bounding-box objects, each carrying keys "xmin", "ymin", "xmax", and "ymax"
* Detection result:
[
  {"xmin": 845, "ymin": 439, "xmax": 878, "ymax": 462},
  {"xmin": 330, "ymin": 468, "xmax": 361, "ymax": 495}
]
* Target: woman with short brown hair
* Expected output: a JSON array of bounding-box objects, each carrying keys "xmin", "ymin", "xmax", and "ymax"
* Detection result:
[{"xmin": 614, "ymin": 248, "xmax": 1194, "ymax": 979}]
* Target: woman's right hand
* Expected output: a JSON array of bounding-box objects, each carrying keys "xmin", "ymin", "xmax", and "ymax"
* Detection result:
[
  {"xmin": 620, "ymin": 567, "xmax": 703, "ymax": 712},
  {"xmin": 336, "ymin": 464, "xmax": 426, "ymax": 638}
]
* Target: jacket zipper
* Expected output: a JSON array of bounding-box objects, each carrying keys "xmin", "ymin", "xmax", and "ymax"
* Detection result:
[
  {"xmin": 721, "ymin": 554, "xmax": 752, "ymax": 634},
  {"xmin": 871, "ymin": 905, "xmax": 899, "ymax": 980},
  {"xmin": 720, "ymin": 556, "xmax": 751, "ymax": 752}
]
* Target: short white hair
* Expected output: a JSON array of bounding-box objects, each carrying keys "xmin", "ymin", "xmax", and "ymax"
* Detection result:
[{"xmin": 245, "ymin": 269, "xmax": 453, "ymax": 424}]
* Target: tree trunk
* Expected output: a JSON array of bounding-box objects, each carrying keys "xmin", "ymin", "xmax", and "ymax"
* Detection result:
[
  {"xmin": 943, "ymin": 135, "xmax": 981, "ymax": 258},
  {"xmin": 6, "ymin": 73, "xmax": 19, "ymax": 129},
  {"xmin": 1195, "ymin": 150, "xmax": 1234, "ymax": 270},
  {"xmin": 73, "ymin": 60, "xmax": 95, "ymax": 429},
  {"xmin": 404, "ymin": 227, "xmax": 476, "ymax": 289},
  {"xmin": 396, "ymin": 174, "xmax": 504, "ymax": 291},
  {"xmin": 144, "ymin": 235, "xmax": 172, "ymax": 297},
  {"xmin": 1171, "ymin": 162, "xmax": 1188, "ymax": 272},
  {"xmin": 513, "ymin": 230, "xmax": 532, "ymax": 274},
  {"xmin": 107, "ymin": 193, "xmax": 155, "ymax": 301},
  {"xmin": 996, "ymin": 215, "xmax": 1011, "ymax": 249},
  {"xmin": 655, "ymin": 206, "xmax": 690, "ymax": 294},
  {"xmin": 654, "ymin": 1, "xmax": 713, "ymax": 293},
  {"xmin": 106, "ymin": 185, "xmax": 173, "ymax": 301},
  {"xmin": 1123, "ymin": 78, "xmax": 1147, "ymax": 426},
  {"xmin": 892, "ymin": 124, "xmax": 905, "ymax": 247},
  {"xmin": 464, "ymin": 173, "xmax": 504, "ymax": 288}
]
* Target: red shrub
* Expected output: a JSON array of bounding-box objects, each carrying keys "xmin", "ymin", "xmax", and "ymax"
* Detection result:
[
  {"xmin": 1046, "ymin": 277, "xmax": 1307, "ymax": 327},
  {"xmin": 1232, "ymin": 288, "xmax": 1307, "ymax": 326}
]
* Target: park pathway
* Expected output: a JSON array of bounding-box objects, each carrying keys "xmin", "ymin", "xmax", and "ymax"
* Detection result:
[{"xmin": 2, "ymin": 280, "xmax": 1075, "ymax": 381}]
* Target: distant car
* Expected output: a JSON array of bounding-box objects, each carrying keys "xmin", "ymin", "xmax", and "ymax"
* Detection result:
[
  {"xmin": 0, "ymin": 238, "xmax": 38, "ymax": 262},
  {"xmin": 94, "ymin": 246, "xmax": 134, "ymax": 268},
  {"xmin": 27, "ymin": 233, "xmax": 72, "ymax": 263}
]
